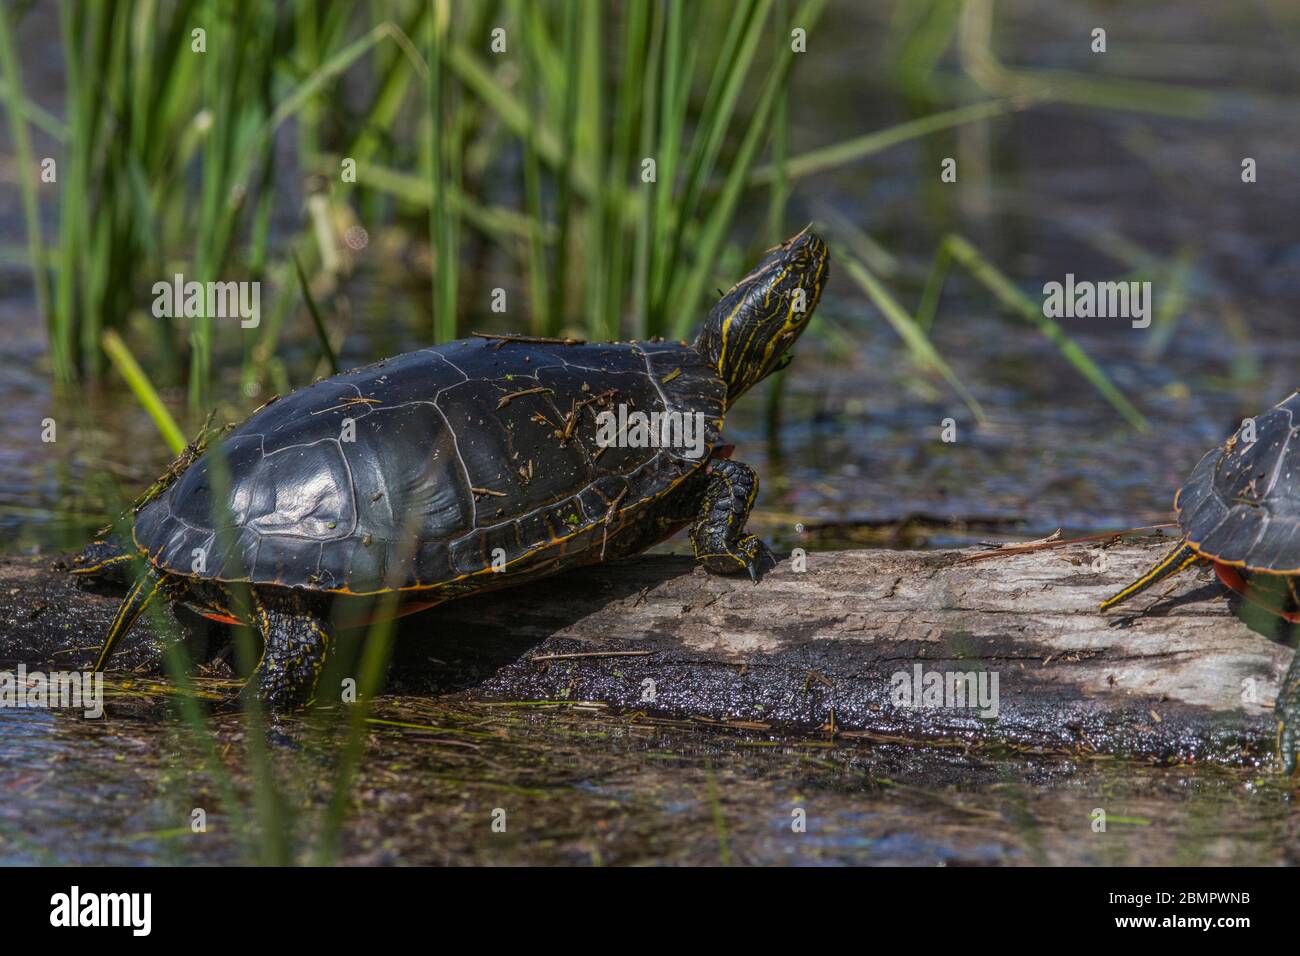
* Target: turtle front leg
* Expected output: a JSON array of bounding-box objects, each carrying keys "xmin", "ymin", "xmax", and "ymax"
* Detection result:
[
  {"xmin": 249, "ymin": 590, "xmax": 334, "ymax": 709},
  {"xmin": 689, "ymin": 459, "xmax": 771, "ymax": 581},
  {"xmin": 1277, "ymin": 649, "xmax": 1300, "ymax": 774}
]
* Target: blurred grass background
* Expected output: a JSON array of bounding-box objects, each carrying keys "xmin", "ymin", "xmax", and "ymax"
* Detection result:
[{"xmin": 0, "ymin": 0, "xmax": 1204, "ymax": 446}]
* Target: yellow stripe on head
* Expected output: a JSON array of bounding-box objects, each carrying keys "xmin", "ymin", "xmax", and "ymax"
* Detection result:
[{"xmin": 696, "ymin": 230, "xmax": 830, "ymax": 406}]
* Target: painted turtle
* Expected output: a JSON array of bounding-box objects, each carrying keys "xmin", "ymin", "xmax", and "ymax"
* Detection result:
[
  {"xmin": 1100, "ymin": 390, "xmax": 1300, "ymax": 771},
  {"xmin": 72, "ymin": 228, "xmax": 829, "ymax": 707}
]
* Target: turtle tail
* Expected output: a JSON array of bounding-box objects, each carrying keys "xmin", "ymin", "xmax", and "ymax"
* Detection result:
[
  {"xmin": 1099, "ymin": 541, "xmax": 1199, "ymax": 613},
  {"xmin": 92, "ymin": 567, "xmax": 163, "ymax": 672}
]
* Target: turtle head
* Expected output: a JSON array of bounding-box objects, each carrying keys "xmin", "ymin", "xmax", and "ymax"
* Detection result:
[
  {"xmin": 695, "ymin": 226, "xmax": 829, "ymax": 406},
  {"xmin": 65, "ymin": 538, "xmax": 134, "ymax": 587}
]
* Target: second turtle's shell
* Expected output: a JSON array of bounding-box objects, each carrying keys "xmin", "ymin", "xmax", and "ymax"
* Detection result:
[{"xmin": 1177, "ymin": 391, "xmax": 1300, "ymax": 572}]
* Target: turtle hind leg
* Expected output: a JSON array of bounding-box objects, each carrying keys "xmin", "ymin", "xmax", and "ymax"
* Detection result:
[
  {"xmin": 248, "ymin": 590, "xmax": 335, "ymax": 709},
  {"xmin": 1099, "ymin": 541, "xmax": 1200, "ymax": 613},
  {"xmin": 689, "ymin": 458, "xmax": 772, "ymax": 582},
  {"xmin": 92, "ymin": 566, "xmax": 164, "ymax": 672}
]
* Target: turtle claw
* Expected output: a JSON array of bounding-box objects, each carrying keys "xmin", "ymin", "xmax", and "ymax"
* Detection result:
[
  {"xmin": 749, "ymin": 538, "xmax": 779, "ymax": 582},
  {"xmin": 736, "ymin": 534, "xmax": 768, "ymax": 583},
  {"xmin": 696, "ymin": 534, "xmax": 768, "ymax": 580}
]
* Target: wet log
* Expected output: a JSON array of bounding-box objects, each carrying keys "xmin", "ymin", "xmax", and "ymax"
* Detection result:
[{"xmin": 0, "ymin": 538, "xmax": 1289, "ymax": 764}]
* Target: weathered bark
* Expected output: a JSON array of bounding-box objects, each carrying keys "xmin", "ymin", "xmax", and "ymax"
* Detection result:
[{"xmin": 1, "ymin": 538, "xmax": 1290, "ymax": 763}]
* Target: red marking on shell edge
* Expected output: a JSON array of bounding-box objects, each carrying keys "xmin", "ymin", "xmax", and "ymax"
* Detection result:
[
  {"xmin": 198, "ymin": 598, "xmax": 442, "ymax": 629},
  {"xmin": 1214, "ymin": 562, "xmax": 1247, "ymax": 596},
  {"xmin": 1214, "ymin": 562, "xmax": 1300, "ymax": 623},
  {"xmin": 199, "ymin": 611, "xmax": 242, "ymax": 626}
]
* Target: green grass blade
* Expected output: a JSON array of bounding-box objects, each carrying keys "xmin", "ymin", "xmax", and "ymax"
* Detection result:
[
  {"xmin": 765, "ymin": 0, "xmax": 789, "ymax": 247},
  {"xmin": 579, "ymin": 0, "xmax": 607, "ymax": 339},
  {"xmin": 841, "ymin": 251, "xmax": 986, "ymax": 423},
  {"xmin": 942, "ymin": 233, "xmax": 1149, "ymax": 431},
  {"xmin": 669, "ymin": 0, "xmax": 828, "ymax": 339},
  {"xmin": 0, "ymin": 79, "xmax": 67, "ymax": 140},
  {"xmin": 647, "ymin": 0, "xmax": 696, "ymax": 328},
  {"xmin": 890, "ymin": 0, "xmax": 962, "ymax": 100},
  {"xmin": 267, "ymin": 21, "xmax": 424, "ymax": 142},
  {"xmin": 444, "ymin": 39, "xmax": 595, "ymax": 198},
  {"xmin": 0, "ymin": 1, "xmax": 53, "ymax": 372},
  {"xmin": 957, "ymin": 0, "xmax": 1212, "ymax": 120},
  {"xmin": 54, "ymin": 0, "xmax": 89, "ymax": 386},
  {"xmin": 668, "ymin": 0, "xmax": 772, "ymax": 275},
  {"xmin": 631, "ymin": 0, "xmax": 666, "ymax": 339},
  {"xmin": 101, "ymin": 329, "xmax": 188, "ymax": 454},
  {"xmin": 292, "ymin": 251, "xmax": 339, "ymax": 375},
  {"xmin": 816, "ymin": 201, "xmax": 900, "ymax": 277},
  {"xmin": 222, "ymin": 20, "xmax": 424, "ymax": 209},
  {"xmin": 323, "ymin": 156, "xmax": 545, "ymax": 244},
  {"xmin": 915, "ymin": 240, "xmax": 953, "ymax": 333},
  {"xmin": 341, "ymin": 5, "xmax": 425, "ymax": 176},
  {"xmin": 1143, "ymin": 246, "xmax": 1195, "ymax": 358},
  {"xmin": 548, "ymin": 1, "xmax": 581, "ymax": 335},
  {"xmin": 750, "ymin": 97, "xmax": 1026, "ymax": 185},
  {"xmin": 509, "ymin": 0, "xmax": 550, "ymax": 335},
  {"xmin": 601, "ymin": 0, "xmax": 651, "ymax": 340},
  {"xmin": 428, "ymin": 1, "xmax": 457, "ymax": 343}
]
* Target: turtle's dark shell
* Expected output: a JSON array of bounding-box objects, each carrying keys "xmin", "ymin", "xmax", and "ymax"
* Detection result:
[
  {"xmin": 1176, "ymin": 391, "xmax": 1300, "ymax": 572},
  {"xmin": 133, "ymin": 338, "xmax": 726, "ymax": 594}
]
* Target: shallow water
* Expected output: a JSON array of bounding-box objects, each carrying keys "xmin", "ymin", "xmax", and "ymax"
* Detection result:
[
  {"xmin": 2, "ymin": 695, "xmax": 1294, "ymax": 866},
  {"xmin": 3, "ymin": 0, "xmax": 1300, "ymax": 864}
]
